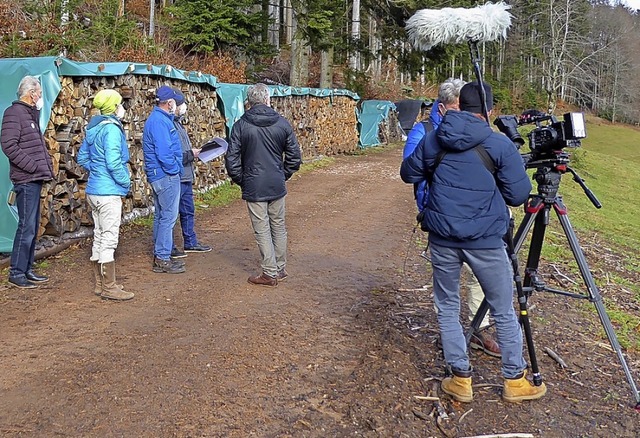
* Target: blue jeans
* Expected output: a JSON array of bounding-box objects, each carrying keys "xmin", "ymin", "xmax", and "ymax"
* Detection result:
[
  {"xmin": 178, "ymin": 181, "xmax": 197, "ymax": 248},
  {"xmin": 246, "ymin": 197, "xmax": 287, "ymax": 277},
  {"xmin": 9, "ymin": 181, "xmax": 43, "ymax": 279},
  {"xmin": 151, "ymin": 174, "xmax": 180, "ymax": 260},
  {"xmin": 430, "ymin": 242, "xmax": 526, "ymax": 379}
]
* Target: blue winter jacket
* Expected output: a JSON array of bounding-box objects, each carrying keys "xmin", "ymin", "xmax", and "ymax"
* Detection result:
[
  {"xmin": 400, "ymin": 110, "xmax": 531, "ymax": 249},
  {"xmin": 402, "ymin": 100, "xmax": 442, "ymax": 211},
  {"xmin": 142, "ymin": 106, "xmax": 183, "ymax": 183},
  {"xmin": 77, "ymin": 115, "xmax": 130, "ymax": 196}
]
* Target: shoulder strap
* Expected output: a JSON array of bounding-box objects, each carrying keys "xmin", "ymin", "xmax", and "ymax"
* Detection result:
[
  {"xmin": 427, "ymin": 144, "xmax": 494, "ymax": 185},
  {"xmin": 421, "ymin": 119, "xmax": 434, "ymax": 133},
  {"xmin": 473, "ymin": 145, "xmax": 495, "ymax": 174}
]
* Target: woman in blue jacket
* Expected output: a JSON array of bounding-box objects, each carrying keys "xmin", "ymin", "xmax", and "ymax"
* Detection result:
[{"xmin": 77, "ymin": 89, "xmax": 134, "ymax": 301}]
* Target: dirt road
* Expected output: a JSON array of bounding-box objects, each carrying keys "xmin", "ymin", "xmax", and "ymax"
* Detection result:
[{"xmin": 1, "ymin": 146, "xmax": 638, "ymax": 437}]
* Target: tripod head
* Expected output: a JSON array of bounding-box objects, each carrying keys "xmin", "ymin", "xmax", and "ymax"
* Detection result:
[{"xmin": 523, "ymin": 150, "xmax": 602, "ymax": 209}]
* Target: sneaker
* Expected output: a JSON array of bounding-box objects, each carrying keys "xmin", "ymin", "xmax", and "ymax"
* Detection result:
[
  {"xmin": 470, "ymin": 329, "xmax": 501, "ymax": 358},
  {"xmin": 171, "ymin": 248, "xmax": 187, "ymax": 259},
  {"xmin": 184, "ymin": 243, "xmax": 212, "ymax": 253},
  {"xmin": 8, "ymin": 276, "xmax": 38, "ymax": 289},
  {"xmin": 153, "ymin": 258, "xmax": 186, "ymax": 274},
  {"xmin": 276, "ymin": 269, "xmax": 288, "ymax": 281},
  {"xmin": 248, "ymin": 272, "xmax": 277, "ymax": 287},
  {"xmin": 26, "ymin": 271, "xmax": 49, "ymax": 283}
]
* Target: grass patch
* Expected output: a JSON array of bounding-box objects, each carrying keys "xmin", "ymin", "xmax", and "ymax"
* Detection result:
[
  {"xmin": 296, "ymin": 156, "xmax": 335, "ymax": 176},
  {"xmin": 194, "ymin": 181, "xmax": 242, "ymax": 210},
  {"xmin": 132, "ymin": 215, "xmax": 154, "ymax": 228}
]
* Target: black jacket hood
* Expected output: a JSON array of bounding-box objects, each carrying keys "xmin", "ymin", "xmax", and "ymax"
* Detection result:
[{"xmin": 243, "ymin": 104, "xmax": 280, "ymax": 127}]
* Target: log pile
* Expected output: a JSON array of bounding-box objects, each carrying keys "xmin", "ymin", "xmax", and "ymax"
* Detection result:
[
  {"xmin": 378, "ymin": 109, "xmax": 404, "ymax": 145},
  {"xmin": 40, "ymin": 75, "xmax": 225, "ymax": 237},
  {"xmin": 36, "ymin": 75, "xmax": 361, "ymax": 239},
  {"xmin": 271, "ymin": 94, "xmax": 359, "ymax": 157}
]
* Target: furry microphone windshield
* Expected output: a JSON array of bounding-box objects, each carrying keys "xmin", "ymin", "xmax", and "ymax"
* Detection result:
[{"xmin": 406, "ymin": 2, "xmax": 513, "ymax": 51}]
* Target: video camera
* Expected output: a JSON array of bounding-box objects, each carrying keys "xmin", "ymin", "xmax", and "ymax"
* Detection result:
[{"xmin": 494, "ymin": 110, "xmax": 587, "ymax": 158}]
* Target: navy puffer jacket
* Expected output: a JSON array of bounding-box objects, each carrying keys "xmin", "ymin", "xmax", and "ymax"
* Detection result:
[
  {"xmin": 225, "ymin": 104, "xmax": 302, "ymax": 202},
  {"xmin": 1, "ymin": 101, "xmax": 54, "ymax": 184},
  {"xmin": 400, "ymin": 110, "xmax": 531, "ymax": 249}
]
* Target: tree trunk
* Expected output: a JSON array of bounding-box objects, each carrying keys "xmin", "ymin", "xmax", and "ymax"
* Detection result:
[
  {"xmin": 290, "ymin": 10, "xmax": 309, "ymax": 87},
  {"xmin": 320, "ymin": 44, "xmax": 334, "ymax": 88},
  {"xmin": 349, "ymin": 0, "xmax": 360, "ymax": 71},
  {"xmin": 149, "ymin": 0, "xmax": 155, "ymax": 38}
]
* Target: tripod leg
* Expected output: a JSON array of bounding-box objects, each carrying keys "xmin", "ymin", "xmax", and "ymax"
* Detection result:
[
  {"xmin": 509, "ymin": 215, "xmax": 544, "ymax": 385},
  {"xmin": 555, "ymin": 207, "xmax": 640, "ymax": 405}
]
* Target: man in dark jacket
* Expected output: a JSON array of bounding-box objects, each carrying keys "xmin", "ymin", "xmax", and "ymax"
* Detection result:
[
  {"xmin": 170, "ymin": 91, "xmax": 212, "ymax": 258},
  {"xmin": 225, "ymin": 83, "xmax": 301, "ymax": 287},
  {"xmin": 401, "ymin": 81, "xmax": 546, "ymax": 403},
  {"xmin": 1, "ymin": 75, "xmax": 54, "ymax": 289}
]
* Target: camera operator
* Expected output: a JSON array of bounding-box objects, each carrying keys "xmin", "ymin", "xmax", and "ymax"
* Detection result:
[
  {"xmin": 403, "ymin": 78, "xmax": 501, "ymax": 358},
  {"xmin": 400, "ymin": 81, "xmax": 546, "ymax": 403}
]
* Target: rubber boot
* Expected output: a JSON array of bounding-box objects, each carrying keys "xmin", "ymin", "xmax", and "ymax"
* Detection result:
[
  {"xmin": 441, "ymin": 368, "xmax": 473, "ymax": 403},
  {"xmin": 503, "ymin": 371, "xmax": 547, "ymax": 402},
  {"xmin": 100, "ymin": 261, "xmax": 134, "ymax": 301},
  {"xmin": 91, "ymin": 261, "xmax": 102, "ymax": 296}
]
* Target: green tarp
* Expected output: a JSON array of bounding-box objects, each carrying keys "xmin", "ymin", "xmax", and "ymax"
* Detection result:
[{"xmin": 357, "ymin": 100, "xmax": 396, "ymax": 148}]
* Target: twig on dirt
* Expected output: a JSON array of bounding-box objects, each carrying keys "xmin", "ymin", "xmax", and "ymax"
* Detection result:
[
  {"xmin": 567, "ymin": 377, "xmax": 585, "ymax": 387},
  {"xmin": 596, "ymin": 342, "xmax": 614, "ymax": 353},
  {"xmin": 458, "ymin": 408, "xmax": 473, "ymax": 423},
  {"xmin": 544, "ymin": 347, "xmax": 568, "ymax": 368},
  {"xmin": 472, "ymin": 383, "xmax": 503, "ymax": 389},
  {"xmin": 465, "ymin": 431, "xmax": 534, "ymax": 438},
  {"xmin": 550, "ymin": 264, "xmax": 577, "ymax": 285},
  {"xmin": 397, "ymin": 286, "xmax": 430, "ymax": 292},
  {"xmin": 412, "ymin": 408, "xmax": 430, "ymax": 421},
  {"xmin": 413, "ymin": 395, "xmax": 440, "ymax": 401}
]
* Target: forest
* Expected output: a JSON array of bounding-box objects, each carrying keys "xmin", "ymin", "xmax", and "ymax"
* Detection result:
[{"xmin": 1, "ymin": 0, "xmax": 640, "ymax": 122}]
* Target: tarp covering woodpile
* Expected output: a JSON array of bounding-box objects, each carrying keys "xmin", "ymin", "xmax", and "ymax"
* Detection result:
[{"xmin": 357, "ymin": 100, "xmax": 403, "ymax": 148}]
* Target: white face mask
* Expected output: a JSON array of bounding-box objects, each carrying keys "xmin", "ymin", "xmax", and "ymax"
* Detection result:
[
  {"xmin": 177, "ymin": 103, "xmax": 187, "ymax": 116},
  {"xmin": 115, "ymin": 104, "xmax": 125, "ymax": 120},
  {"xmin": 35, "ymin": 97, "xmax": 44, "ymax": 111}
]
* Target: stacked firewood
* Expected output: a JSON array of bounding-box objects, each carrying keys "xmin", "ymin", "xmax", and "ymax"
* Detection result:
[
  {"xmin": 37, "ymin": 75, "xmax": 361, "ymax": 238},
  {"xmin": 40, "ymin": 75, "xmax": 226, "ymax": 237},
  {"xmin": 378, "ymin": 109, "xmax": 404, "ymax": 145},
  {"xmin": 271, "ymin": 94, "xmax": 359, "ymax": 157}
]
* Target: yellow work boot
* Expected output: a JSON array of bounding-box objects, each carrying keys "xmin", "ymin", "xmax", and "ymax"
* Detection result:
[
  {"xmin": 441, "ymin": 369, "xmax": 473, "ymax": 403},
  {"xmin": 503, "ymin": 371, "xmax": 547, "ymax": 402}
]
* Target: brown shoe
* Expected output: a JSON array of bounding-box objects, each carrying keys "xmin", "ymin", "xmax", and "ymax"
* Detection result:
[
  {"xmin": 470, "ymin": 330, "xmax": 501, "ymax": 357},
  {"xmin": 248, "ymin": 272, "xmax": 277, "ymax": 287}
]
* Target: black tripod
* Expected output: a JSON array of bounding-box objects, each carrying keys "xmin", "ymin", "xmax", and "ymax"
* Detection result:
[{"xmin": 466, "ymin": 153, "xmax": 640, "ymax": 409}]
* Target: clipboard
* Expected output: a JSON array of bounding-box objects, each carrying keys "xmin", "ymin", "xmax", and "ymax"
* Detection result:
[{"xmin": 198, "ymin": 137, "xmax": 228, "ymax": 163}]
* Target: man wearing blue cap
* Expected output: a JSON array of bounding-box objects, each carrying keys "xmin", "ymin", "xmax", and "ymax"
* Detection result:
[
  {"xmin": 142, "ymin": 85, "xmax": 185, "ymax": 274},
  {"xmin": 170, "ymin": 91, "xmax": 212, "ymax": 258}
]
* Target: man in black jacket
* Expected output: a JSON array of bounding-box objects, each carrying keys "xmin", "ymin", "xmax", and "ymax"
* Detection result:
[
  {"xmin": 225, "ymin": 83, "xmax": 302, "ymax": 286},
  {"xmin": 1, "ymin": 75, "xmax": 54, "ymax": 289}
]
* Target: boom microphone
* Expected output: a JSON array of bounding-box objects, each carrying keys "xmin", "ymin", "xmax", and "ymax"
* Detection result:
[{"xmin": 405, "ymin": 2, "xmax": 513, "ymax": 51}]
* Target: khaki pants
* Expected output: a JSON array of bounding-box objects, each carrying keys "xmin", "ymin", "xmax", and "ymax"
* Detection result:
[{"xmin": 87, "ymin": 195, "xmax": 122, "ymax": 264}]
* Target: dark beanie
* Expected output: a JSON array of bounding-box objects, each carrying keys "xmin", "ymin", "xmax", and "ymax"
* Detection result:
[{"xmin": 459, "ymin": 81, "xmax": 494, "ymax": 113}]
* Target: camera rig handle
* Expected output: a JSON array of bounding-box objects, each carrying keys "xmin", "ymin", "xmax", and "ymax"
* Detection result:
[{"xmin": 567, "ymin": 166, "xmax": 602, "ymax": 209}]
